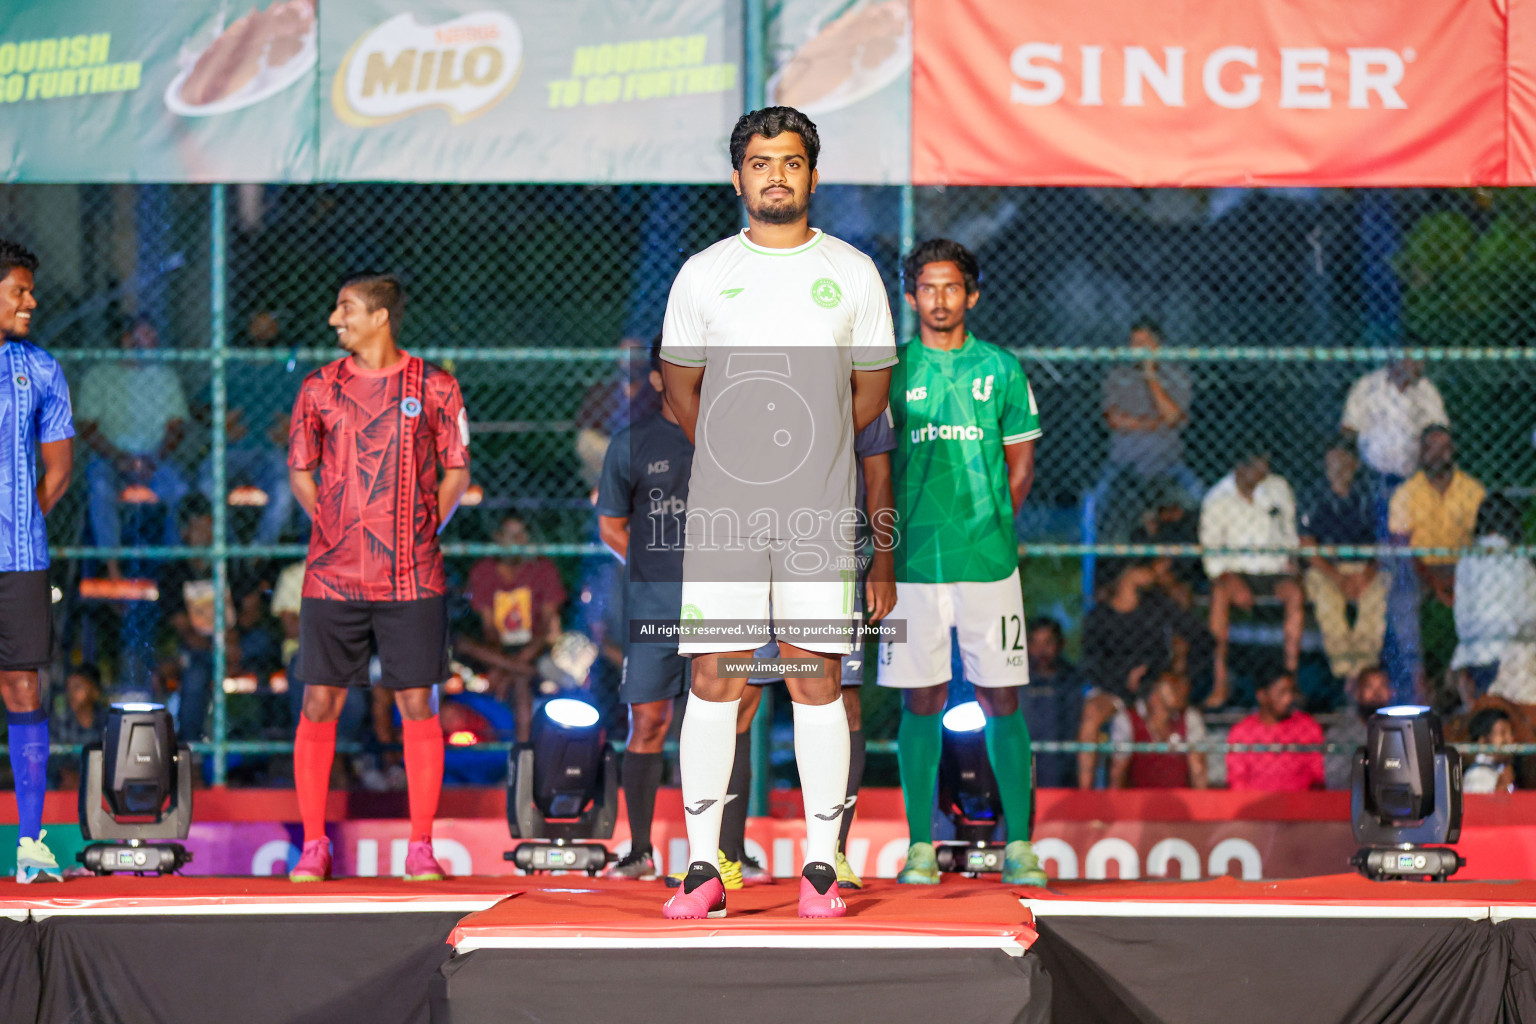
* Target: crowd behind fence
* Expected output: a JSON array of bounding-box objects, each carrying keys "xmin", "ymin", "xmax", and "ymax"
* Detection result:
[{"xmin": 4, "ymin": 182, "xmax": 1536, "ymax": 793}]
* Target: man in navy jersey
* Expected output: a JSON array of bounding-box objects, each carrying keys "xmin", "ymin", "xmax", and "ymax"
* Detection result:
[
  {"xmin": 0, "ymin": 240, "xmax": 74, "ymax": 883},
  {"xmin": 596, "ymin": 339, "xmax": 693, "ymax": 880},
  {"xmin": 286, "ymin": 273, "xmax": 470, "ymax": 883}
]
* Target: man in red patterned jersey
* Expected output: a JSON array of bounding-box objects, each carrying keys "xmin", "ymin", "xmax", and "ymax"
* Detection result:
[{"xmin": 284, "ymin": 273, "xmax": 471, "ymax": 882}]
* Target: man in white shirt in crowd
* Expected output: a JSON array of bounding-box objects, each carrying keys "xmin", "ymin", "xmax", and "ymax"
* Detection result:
[
  {"xmin": 1340, "ymin": 355, "xmax": 1449, "ymax": 490},
  {"xmin": 1199, "ymin": 448, "xmax": 1302, "ymax": 707}
]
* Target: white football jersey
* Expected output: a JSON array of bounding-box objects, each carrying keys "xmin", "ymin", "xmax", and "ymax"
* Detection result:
[{"xmin": 661, "ymin": 228, "xmax": 896, "ymax": 559}]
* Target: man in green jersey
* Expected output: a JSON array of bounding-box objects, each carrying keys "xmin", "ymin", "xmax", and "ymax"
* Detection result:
[{"xmin": 877, "ymin": 239, "xmax": 1047, "ymax": 887}]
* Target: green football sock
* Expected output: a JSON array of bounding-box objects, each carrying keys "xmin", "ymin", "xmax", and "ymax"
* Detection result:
[
  {"xmin": 897, "ymin": 710, "xmax": 944, "ymax": 844},
  {"xmin": 984, "ymin": 710, "xmax": 1035, "ymax": 844}
]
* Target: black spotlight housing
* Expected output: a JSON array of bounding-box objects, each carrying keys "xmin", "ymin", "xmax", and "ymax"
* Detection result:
[
  {"xmin": 505, "ymin": 698, "xmax": 616, "ymax": 875},
  {"xmin": 938, "ymin": 702, "xmax": 1003, "ymax": 842},
  {"xmin": 932, "ymin": 702, "xmax": 1036, "ymax": 875},
  {"xmin": 78, "ymin": 703, "xmax": 194, "ymax": 875},
  {"xmin": 1350, "ymin": 705, "xmax": 1464, "ymax": 881}
]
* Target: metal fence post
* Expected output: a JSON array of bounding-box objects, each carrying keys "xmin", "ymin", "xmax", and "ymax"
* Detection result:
[
  {"xmin": 743, "ymin": 0, "xmax": 773, "ymax": 818},
  {"xmin": 209, "ymin": 184, "xmax": 229, "ymax": 786},
  {"xmin": 744, "ymin": 0, "xmax": 765, "ymax": 111},
  {"xmin": 898, "ymin": 185, "xmax": 915, "ymax": 340}
]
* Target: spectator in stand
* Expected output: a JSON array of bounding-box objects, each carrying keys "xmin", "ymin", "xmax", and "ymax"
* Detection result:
[
  {"xmin": 199, "ymin": 310, "xmax": 302, "ymax": 543},
  {"xmin": 1108, "ymin": 671, "xmax": 1209, "ymax": 789},
  {"xmin": 1091, "ymin": 319, "xmax": 1199, "ymax": 540},
  {"xmin": 1200, "ymin": 448, "xmax": 1303, "ymax": 708},
  {"xmin": 1462, "ymin": 707, "xmax": 1516, "ymax": 794},
  {"xmin": 234, "ymin": 568, "xmax": 283, "ymax": 684},
  {"xmin": 75, "ymin": 318, "xmax": 190, "ymax": 567},
  {"xmin": 1299, "ymin": 443, "xmax": 1387, "ymax": 684},
  {"xmin": 1451, "ymin": 493, "xmax": 1536, "ymax": 708},
  {"xmin": 1388, "ymin": 425, "xmax": 1486, "ymax": 699},
  {"xmin": 1226, "ymin": 671, "xmax": 1325, "ymax": 791},
  {"xmin": 1129, "ymin": 477, "xmax": 1203, "ymax": 595},
  {"xmin": 50, "ymin": 665, "xmax": 106, "ymax": 790},
  {"xmin": 271, "ymin": 561, "xmax": 305, "ymax": 682},
  {"xmin": 459, "ymin": 514, "xmax": 567, "ymax": 742},
  {"xmin": 1023, "ymin": 617, "xmax": 1086, "ymax": 789},
  {"xmin": 1324, "ymin": 665, "xmax": 1392, "ymax": 790},
  {"xmin": 156, "ymin": 495, "xmax": 243, "ymax": 742},
  {"xmin": 272, "ymin": 558, "xmax": 369, "ymax": 748},
  {"xmin": 1341, "ymin": 354, "xmax": 1449, "ymax": 491},
  {"xmin": 1077, "ymin": 558, "xmax": 1211, "ymax": 788},
  {"xmin": 1342, "ymin": 354, "xmax": 1451, "ymax": 703},
  {"xmin": 574, "ymin": 337, "xmax": 664, "ymax": 488}
]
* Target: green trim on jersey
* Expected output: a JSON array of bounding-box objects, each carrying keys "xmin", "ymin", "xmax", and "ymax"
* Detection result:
[
  {"xmin": 889, "ymin": 333, "xmax": 1041, "ymax": 584},
  {"xmin": 737, "ymin": 228, "xmax": 824, "ymax": 256}
]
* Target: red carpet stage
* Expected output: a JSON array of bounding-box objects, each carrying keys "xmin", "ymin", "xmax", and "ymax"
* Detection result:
[{"xmin": 439, "ymin": 878, "xmax": 1048, "ymax": 1024}]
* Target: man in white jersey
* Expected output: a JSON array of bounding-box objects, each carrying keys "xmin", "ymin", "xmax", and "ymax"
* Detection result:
[{"xmin": 659, "ymin": 107, "xmax": 896, "ymax": 919}]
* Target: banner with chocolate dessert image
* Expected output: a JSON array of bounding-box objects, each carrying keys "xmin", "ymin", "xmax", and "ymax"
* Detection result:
[
  {"xmin": 319, "ymin": 0, "xmax": 740, "ymax": 182},
  {"xmin": 766, "ymin": 0, "xmax": 910, "ymax": 184},
  {"xmin": 0, "ymin": 0, "xmax": 318, "ymax": 182}
]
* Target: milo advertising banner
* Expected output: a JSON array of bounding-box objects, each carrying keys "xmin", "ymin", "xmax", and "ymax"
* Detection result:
[
  {"xmin": 0, "ymin": 0, "xmax": 739, "ymax": 183},
  {"xmin": 0, "ymin": 0, "xmax": 319, "ymax": 182},
  {"xmin": 766, "ymin": 0, "xmax": 911, "ymax": 184},
  {"xmin": 319, "ymin": 0, "xmax": 741, "ymax": 181}
]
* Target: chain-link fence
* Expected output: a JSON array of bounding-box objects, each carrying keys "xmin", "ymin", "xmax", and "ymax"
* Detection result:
[{"xmin": 5, "ymin": 181, "xmax": 1536, "ymax": 791}]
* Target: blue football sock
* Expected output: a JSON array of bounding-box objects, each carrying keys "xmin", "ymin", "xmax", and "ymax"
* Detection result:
[{"xmin": 8, "ymin": 710, "xmax": 48, "ymax": 842}]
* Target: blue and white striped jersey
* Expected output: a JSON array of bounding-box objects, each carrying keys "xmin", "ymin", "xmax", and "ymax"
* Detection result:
[{"xmin": 0, "ymin": 341, "xmax": 74, "ymax": 571}]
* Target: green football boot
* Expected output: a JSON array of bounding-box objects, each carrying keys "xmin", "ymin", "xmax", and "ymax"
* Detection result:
[
  {"xmin": 897, "ymin": 841, "xmax": 941, "ymax": 885},
  {"xmin": 1001, "ymin": 840, "xmax": 1048, "ymax": 887}
]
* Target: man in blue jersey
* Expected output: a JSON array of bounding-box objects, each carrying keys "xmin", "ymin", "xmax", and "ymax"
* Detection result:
[
  {"xmin": 596, "ymin": 339, "xmax": 694, "ymax": 880},
  {"xmin": 0, "ymin": 240, "xmax": 75, "ymax": 882}
]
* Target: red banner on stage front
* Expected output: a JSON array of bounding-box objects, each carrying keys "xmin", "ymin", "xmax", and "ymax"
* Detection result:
[{"xmin": 912, "ymin": 0, "xmax": 1515, "ymax": 186}]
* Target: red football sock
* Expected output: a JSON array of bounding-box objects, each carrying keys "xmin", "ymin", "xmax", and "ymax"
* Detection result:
[
  {"xmin": 294, "ymin": 715, "xmax": 337, "ymax": 845},
  {"xmin": 402, "ymin": 716, "xmax": 444, "ymax": 843}
]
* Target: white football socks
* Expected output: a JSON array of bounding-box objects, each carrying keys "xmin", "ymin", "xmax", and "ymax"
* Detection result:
[
  {"xmin": 678, "ymin": 692, "xmax": 741, "ymax": 868},
  {"xmin": 793, "ymin": 696, "xmax": 850, "ymax": 870}
]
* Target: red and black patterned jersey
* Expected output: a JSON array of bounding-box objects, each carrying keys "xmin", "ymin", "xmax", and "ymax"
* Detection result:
[{"xmin": 288, "ymin": 352, "xmax": 470, "ymax": 602}]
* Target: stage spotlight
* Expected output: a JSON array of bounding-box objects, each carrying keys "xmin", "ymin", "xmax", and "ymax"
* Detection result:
[
  {"xmin": 77, "ymin": 703, "xmax": 194, "ymax": 875},
  {"xmin": 932, "ymin": 701, "xmax": 1033, "ymax": 875},
  {"xmin": 505, "ymin": 698, "xmax": 617, "ymax": 875},
  {"xmin": 939, "ymin": 701, "xmax": 1001, "ymax": 835},
  {"xmin": 1350, "ymin": 705, "xmax": 1464, "ymax": 881}
]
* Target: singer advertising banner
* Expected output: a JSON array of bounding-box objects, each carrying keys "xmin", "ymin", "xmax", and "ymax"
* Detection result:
[{"xmin": 912, "ymin": 0, "xmax": 1514, "ymax": 186}]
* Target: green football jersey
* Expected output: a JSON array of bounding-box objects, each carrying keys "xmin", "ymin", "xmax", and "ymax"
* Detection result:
[{"xmin": 889, "ymin": 333, "xmax": 1041, "ymax": 584}]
